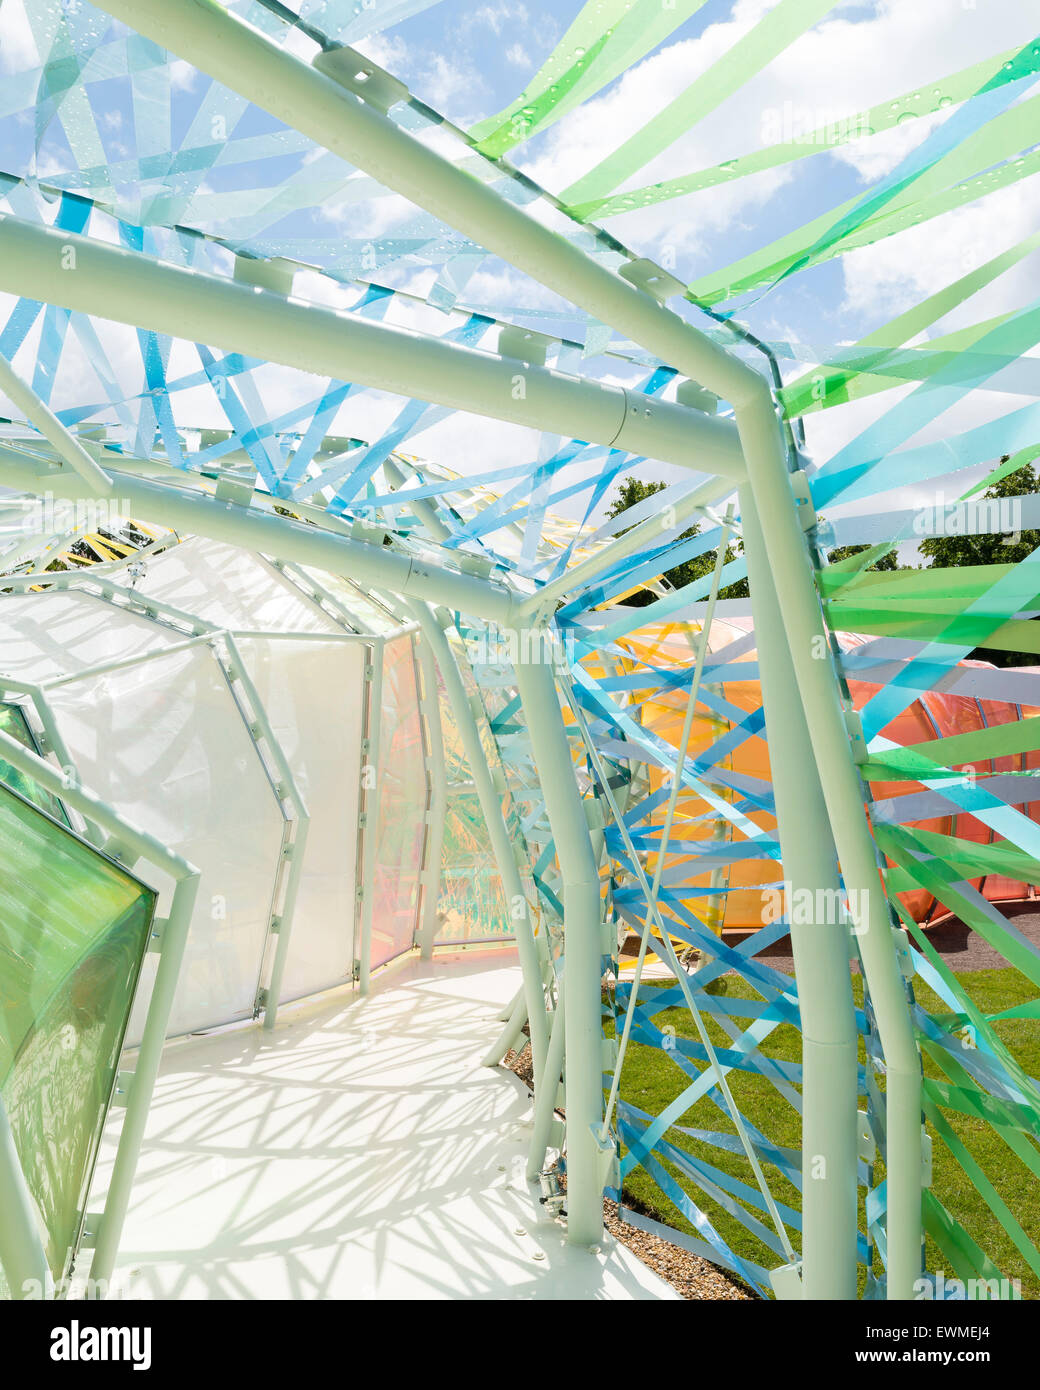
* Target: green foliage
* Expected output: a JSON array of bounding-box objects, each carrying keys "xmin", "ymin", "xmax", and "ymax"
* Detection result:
[
  {"xmin": 605, "ymin": 477, "xmax": 748, "ymax": 605},
  {"xmin": 919, "ymin": 462, "xmax": 1040, "ymax": 570},
  {"xmin": 608, "ymin": 967, "xmax": 1040, "ymax": 1299},
  {"xmin": 826, "ymin": 543, "xmax": 900, "ymax": 570},
  {"xmin": 920, "ymin": 461, "xmax": 1040, "ymax": 667}
]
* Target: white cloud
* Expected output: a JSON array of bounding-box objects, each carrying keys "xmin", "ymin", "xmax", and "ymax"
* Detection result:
[
  {"xmin": 0, "ymin": 0, "xmax": 40, "ymax": 74},
  {"xmin": 840, "ymin": 180, "xmax": 1040, "ymax": 324}
]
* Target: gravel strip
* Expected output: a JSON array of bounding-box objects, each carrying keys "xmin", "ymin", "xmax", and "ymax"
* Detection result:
[{"xmin": 503, "ymin": 1042, "xmax": 750, "ymax": 1300}]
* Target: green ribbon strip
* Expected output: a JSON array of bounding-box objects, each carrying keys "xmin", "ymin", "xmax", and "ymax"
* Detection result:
[
  {"xmin": 924, "ymin": 1098, "xmax": 1040, "ymax": 1280},
  {"xmin": 860, "ymin": 714, "xmax": 1040, "ymax": 782},
  {"xmin": 779, "ymin": 230, "xmax": 1040, "ymax": 417},
  {"xmin": 561, "ymin": 0, "xmax": 840, "ymax": 206},
  {"xmin": 470, "ymin": 0, "xmax": 711, "ymax": 159},
  {"xmin": 569, "ymin": 46, "xmax": 1022, "ymax": 221},
  {"xmin": 686, "ymin": 84, "xmax": 1040, "ymax": 305},
  {"xmin": 884, "ymin": 832, "xmax": 1040, "ymax": 996},
  {"xmin": 923, "ymin": 1189, "xmax": 1009, "ymax": 1288}
]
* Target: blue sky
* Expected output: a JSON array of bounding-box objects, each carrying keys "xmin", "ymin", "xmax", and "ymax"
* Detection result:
[{"xmin": 0, "ymin": 0, "xmax": 1038, "ymax": 534}]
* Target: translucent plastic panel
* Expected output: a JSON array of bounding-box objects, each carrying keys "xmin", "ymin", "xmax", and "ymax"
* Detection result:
[
  {"xmin": 234, "ymin": 636, "xmax": 364, "ymax": 1000},
  {"xmin": 134, "ymin": 538, "xmax": 343, "ymax": 635},
  {"xmin": 370, "ymin": 636, "xmax": 426, "ymax": 968},
  {"xmin": 437, "ymin": 790, "xmax": 512, "ymax": 943},
  {"xmin": 433, "ymin": 627, "xmax": 523, "ymax": 943},
  {"xmin": 0, "ymin": 786, "xmax": 154, "ymax": 1292},
  {"xmin": 0, "ymin": 591, "xmax": 182, "ymax": 684},
  {"xmin": 0, "ymin": 703, "xmax": 68, "ymax": 824},
  {"xmin": 43, "ymin": 645, "xmax": 285, "ymax": 1040}
]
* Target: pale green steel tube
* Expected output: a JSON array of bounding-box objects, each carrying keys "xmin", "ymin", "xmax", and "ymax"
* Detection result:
[
  {"xmin": 41, "ymin": 632, "xmax": 213, "ymax": 688},
  {"xmin": 485, "ymin": 991, "xmax": 529, "ymax": 1066},
  {"xmin": 0, "ymin": 350, "xmax": 112, "ymax": 493},
  {"xmin": 413, "ymin": 633, "xmax": 447, "ymax": 960},
  {"xmin": 90, "ymin": 867, "xmax": 199, "ymax": 1290},
  {"xmin": 0, "ymin": 1092, "xmax": 49, "ymax": 1299},
  {"xmin": 0, "ymin": 445, "xmax": 518, "ymax": 625},
  {"xmin": 356, "ymin": 636, "xmax": 384, "ymax": 996},
  {"xmin": 379, "ymin": 463, "xmax": 449, "ymax": 961},
  {"xmin": 89, "ymin": 0, "xmax": 755, "ymax": 407},
  {"xmin": 496, "ymin": 984, "xmax": 524, "ymax": 1023},
  {"xmin": 740, "ymin": 486, "xmax": 859, "ymax": 1301},
  {"xmin": 0, "ymin": 218, "xmax": 744, "ymax": 481},
  {"xmin": 735, "ymin": 400, "xmax": 922, "ymax": 1299},
  {"xmin": 526, "ymin": 977, "xmax": 566, "ymax": 1181},
  {"xmin": 383, "ymin": 456, "xmax": 451, "ymax": 545},
  {"xmin": 222, "ymin": 634, "xmax": 310, "ymax": 1029},
  {"xmin": 511, "ymin": 643, "xmax": 603, "ymax": 1246},
  {"xmin": 405, "ymin": 601, "xmax": 550, "ymax": 1083}
]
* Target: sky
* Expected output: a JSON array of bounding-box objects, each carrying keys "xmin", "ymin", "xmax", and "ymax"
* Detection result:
[{"xmin": 0, "ymin": 0, "xmax": 1038, "ymax": 539}]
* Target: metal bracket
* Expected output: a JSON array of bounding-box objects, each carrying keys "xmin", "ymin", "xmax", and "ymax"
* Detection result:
[
  {"xmin": 497, "ymin": 325, "xmax": 554, "ymax": 367},
  {"xmin": 857, "ymin": 1109, "xmax": 876, "ymax": 1162},
  {"xmin": 215, "ymin": 473, "xmax": 257, "ymax": 508},
  {"xmin": 102, "ymin": 836, "xmax": 137, "ymax": 867},
  {"xmin": 350, "ymin": 518, "xmax": 387, "ymax": 546},
  {"xmin": 675, "ymin": 378, "xmax": 719, "ymax": 414},
  {"xmin": 79, "ymin": 1215, "xmax": 103, "ymax": 1250},
  {"xmin": 312, "ymin": 45, "xmax": 409, "ymax": 114},
  {"xmin": 844, "ymin": 708, "xmax": 868, "ymax": 764},
  {"xmin": 111, "ymin": 1070, "xmax": 133, "ymax": 1108},
  {"xmin": 232, "ymin": 254, "xmax": 297, "ymax": 297},
  {"xmin": 146, "ymin": 918, "xmax": 167, "ymax": 953},
  {"xmin": 789, "ymin": 469, "xmax": 818, "ymax": 532},
  {"xmin": 457, "ymin": 552, "xmax": 495, "ymax": 579},
  {"xmin": 617, "ymin": 257, "xmax": 684, "ymax": 303},
  {"xmin": 590, "ymin": 1123, "xmax": 620, "ymax": 1190},
  {"xmin": 770, "ymin": 1261, "xmax": 804, "ymax": 1300},
  {"xmin": 892, "ymin": 926, "xmax": 916, "ymax": 981}
]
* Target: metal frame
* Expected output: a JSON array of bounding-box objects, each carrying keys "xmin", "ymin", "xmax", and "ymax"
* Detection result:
[
  {"xmin": 0, "ymin": 568, "xmax": 310, "ymax": 1031},
  {"xmin": 0, "ymin": 0, "xmax": 941, "ymax": 1297},
  {"xmin": 0, "ymin": 728, "xmax": 200, "ymax": 1297}
]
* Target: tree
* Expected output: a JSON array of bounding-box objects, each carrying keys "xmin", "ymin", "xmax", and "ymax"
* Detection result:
[
  {"xmin": 826, "ymin": 543, "xmax": 900, "ymax": 570},
  {"xmin": 918, "ymin": 459, "xmax": 1040, "ymax": 667},
  {"xmin": 919, "ymin": 461, "xmax": 1039, "ymax": 568},
  {"xmin": 605, "ymin": 477, "xmax": 748, "ymax": 606}
]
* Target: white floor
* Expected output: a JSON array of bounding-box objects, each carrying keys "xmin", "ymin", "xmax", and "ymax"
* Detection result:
[{"xmin": 94, "ymin": 950, "xmax": 676, "ymax": 1300}]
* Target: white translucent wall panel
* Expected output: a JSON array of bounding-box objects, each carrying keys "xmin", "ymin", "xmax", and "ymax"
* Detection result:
[
  {"xmin": 0, "ymin": 591, "xmax": 181, "ymax": 683},
  {"xmin": 234, "ymin": 636, "xmax": 364, "ymax": 1000},
  {"xmin": 432, "ymin": 634, "xmax": 520, "ymax": 944},
  {"xmin": 132, "ymin": 538, "xmax": 342, "ymax": 634},
  {"xmin": 371, "ymin": 635, "xmax": 426, "ymax": 969},
  {"xmin": 43, "ymin": 644, "xmax": 285, "ymax": 1041}
]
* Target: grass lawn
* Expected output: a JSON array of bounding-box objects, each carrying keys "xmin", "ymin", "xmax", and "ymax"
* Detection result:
[{"xmin": 607, "ymin": 965, "xmax": 1040, "ymax": 1298}]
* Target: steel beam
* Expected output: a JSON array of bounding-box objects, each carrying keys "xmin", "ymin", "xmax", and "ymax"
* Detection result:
[
  {"xmin": 0, "ymin": 216, "xmax": 745, "ymax": 482},
  {"xmin": 741, "ymin": 487, "xmax": 859, "ymax": 1300}
]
